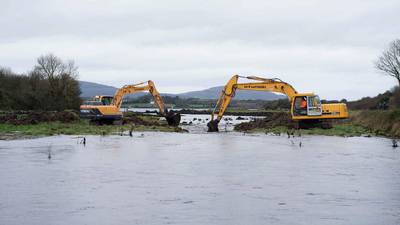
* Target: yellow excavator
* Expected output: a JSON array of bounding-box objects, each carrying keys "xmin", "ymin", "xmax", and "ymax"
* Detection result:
[
  {"xmin": 80, "ymin": 80, "xmax": 181, "ymax": 126},
  {"xmin": 207, "ymin": 75, "xmax": 348, "ymax": 132}
]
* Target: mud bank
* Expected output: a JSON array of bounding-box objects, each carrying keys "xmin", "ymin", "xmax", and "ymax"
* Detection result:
[
  {"xmin": 232, "ymin": 110, "xmax": 400, "ymax": 138},
  {"xmin": 0, "ymin": 110, "xmax": 79, "ymax": 125},
  {"xmin": 0, "ymin": 111, "xmax": 184, "ymax": 140},
  {"xmin": 350, "ymin": 110, "xmax": 400, "ymax": 138}
]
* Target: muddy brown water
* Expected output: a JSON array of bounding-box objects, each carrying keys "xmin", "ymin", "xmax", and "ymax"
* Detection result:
[{"xmin": 0, "ymin": 132, "xmax": 399, "ymax": 225}]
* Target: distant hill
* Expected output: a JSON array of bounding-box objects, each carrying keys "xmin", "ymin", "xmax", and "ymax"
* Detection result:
[
  {"xmin": 79, "ymin": 81, "xmax": 147, "ymax": 99},
  {"xmin": 79, "ymin": 81, "xmax": 284, "ymax": 100},
  {"xmin": 79, "ymin": 81, "xmax": 117, "ymax": 98}
]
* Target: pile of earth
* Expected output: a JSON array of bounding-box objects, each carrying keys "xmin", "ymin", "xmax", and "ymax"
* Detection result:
[
  {"xmin": 234, "ymin": 111, "xmax": 293, "ymax": 131},
  {"xmin": 0, "ymin": 110, "xmax": 79, "ymax": 125}
]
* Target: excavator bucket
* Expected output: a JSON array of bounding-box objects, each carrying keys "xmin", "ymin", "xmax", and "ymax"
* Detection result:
[
  {"xmin": 207, "ymin": 120, "xmax": 219, "ymax": 132},
  {"xmin": 165, "ymin": 111, "xmax": 181, "ymax": 126}
]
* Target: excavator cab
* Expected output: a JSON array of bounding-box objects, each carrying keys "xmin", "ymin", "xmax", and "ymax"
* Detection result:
[
  {"xmin": 292, "ymin": 95, "xmax": 322, "ymax": 117},
  {"xmin": 80, "ymin": 95, "xmax": 123, "ymax": 122}
]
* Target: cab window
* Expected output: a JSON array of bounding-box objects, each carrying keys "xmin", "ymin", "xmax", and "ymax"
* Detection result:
[
  {"xmin": 293, "ymin": 96, "xmax": 307, "ymax": 115},
  {"xmin": 101, "ymin": 97, "xmax": 113, "ymax": 105},
  {"xmin": 307, "ymin": 96, "xmax": 321, "ymax": 108}
]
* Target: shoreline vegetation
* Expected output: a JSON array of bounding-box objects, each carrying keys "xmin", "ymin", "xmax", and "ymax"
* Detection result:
[
  {"xmin": 0, "ymin": 111, "xmax": 185, "ymax": 140},
  {"xmin": 236, "ymin": 124, "xmax": 372, "ymax": 137},
  {"xmin": 232, "ymin": 110, "xmax": 400, "ymax": 138},
  {"xmin": 0, "ymin": 109, "xmax": 399, "ymax": 140},
  {"xmin": 0, "ymin": 121, "xmax": 183, "ymax": 141}
]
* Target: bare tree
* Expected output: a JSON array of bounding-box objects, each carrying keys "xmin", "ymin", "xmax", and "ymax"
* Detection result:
[
  {"xmin": 33, "ymin": 54, "xmax": 81, "ymax": 110},
  {"xmin": 34, "ymin": 53, "xmax": 78, "ymax": 79},
  {"xmin": 375, "ymin": 39, "xmax": 400, "ymax": 86},
  {"xmin": 0, "ymin": 55, "xmax": 81, "ymax": 110}
]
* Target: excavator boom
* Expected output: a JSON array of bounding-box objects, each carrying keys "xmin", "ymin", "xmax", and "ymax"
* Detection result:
[{"xmin": 112, "ymin": 81, "xmax": 150, "ymax": 109}]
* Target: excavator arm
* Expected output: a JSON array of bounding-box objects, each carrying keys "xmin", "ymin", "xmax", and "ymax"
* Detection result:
[
  {"xmin": 112, "ymin": 81, "xmax": 151, "ymax": 109},
  {"xmin": 112, "ymin": 81, "xmax": 181, "ymax": 126},
  {"xmin": 208, "ymin": 75, "xmax": 298, "ymax": 132}
]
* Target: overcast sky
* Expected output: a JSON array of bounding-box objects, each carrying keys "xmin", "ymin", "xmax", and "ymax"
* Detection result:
[{"xmin": 1, "ymin": 0, "xmax": 399, "ymax": 100}]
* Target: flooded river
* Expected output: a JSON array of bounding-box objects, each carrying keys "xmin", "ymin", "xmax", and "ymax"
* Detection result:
[{"xmin": 0, "ymin": 132, "xmax": 399, "ymax": 225}]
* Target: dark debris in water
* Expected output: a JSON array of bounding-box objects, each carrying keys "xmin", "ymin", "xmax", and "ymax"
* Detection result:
[{"xmin": 234, "ymin": 112, "xmax": 293, "ymax": 131}]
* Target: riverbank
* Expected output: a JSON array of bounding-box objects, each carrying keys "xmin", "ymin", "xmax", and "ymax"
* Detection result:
[
  {"xmin": 233, "ymin": 110, "xmax": 400, "ymax": 138},
  {"xmin": 350, "ymin": 110, "xmax": 400, "ymax": 137},
  {"xmin": 0, "ymin": 121, "xmax": 184, "ymax": 140},
  {"xmin": 237, "ymin": 124, "xmax": 371, "ymax": 137},
  {"xmin": 1, "ymin": 109, "xmax": 399, "ymax": 140},
  {"xmin": 0, "ymin": 111, "xmax": 185, "ymax": 140}
]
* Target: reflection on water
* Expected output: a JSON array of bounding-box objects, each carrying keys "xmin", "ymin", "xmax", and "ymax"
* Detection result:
[{"xmin": 0, "ymin": 132, "xmax": 399, "ymax": 225}]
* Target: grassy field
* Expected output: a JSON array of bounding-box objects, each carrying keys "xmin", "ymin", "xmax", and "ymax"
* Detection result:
[
  {"xmin": 233, "ymin": 109, "xmax": 400, "ymax": 138},
  {"xmin": 350, "ymin": 109, "xmax": 400, "ymax": 137}
]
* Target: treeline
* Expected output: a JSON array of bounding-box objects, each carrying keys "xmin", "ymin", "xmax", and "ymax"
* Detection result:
[
  {"xmin": 132, "ymin": 95, "xmax": 215, "ymax": 108},
  {"xmin": 263, "ymin": 98, "xmax": 290, "ymax": 110},
  {"xmin": 0, "ymin": 54, "xmax": 81, "ymax": 111},
  {"xmin": 127, "ymin": 86, "xmax": 400, "ymax": 111},
  {"xmin": 127, "ymin": 94, "xmax": 271, "ymax": 109},
  {"xmin": 261, "ymin": 86, "xmax": 400, "ymax": 111},
  {"xmin": 347, "ymin": 86, "xmax": 400, "ymax": 110}
]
